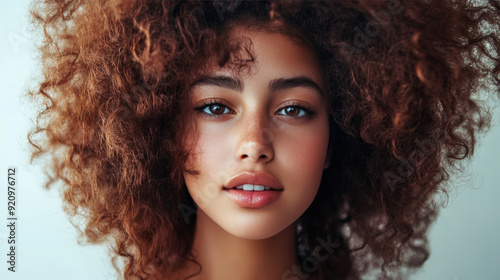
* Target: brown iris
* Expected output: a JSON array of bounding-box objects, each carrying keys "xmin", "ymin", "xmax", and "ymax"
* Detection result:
[
  {"xmin": 284, "ymin": 106, "xmax": 299, "ymax": 116},
  {"xmin": 209, "ymin": 104, "xmax": 226, "ymax": 115}
]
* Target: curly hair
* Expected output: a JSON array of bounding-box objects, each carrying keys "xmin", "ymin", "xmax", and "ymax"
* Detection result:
[{"xmin": 28, "ymin": 0, "xmax": 500, "ymax": 279}]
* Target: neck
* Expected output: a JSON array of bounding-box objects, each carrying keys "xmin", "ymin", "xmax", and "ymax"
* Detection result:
[{"xmin": 180, "ymin": 209, "xmax": 300, "ymax": 280}]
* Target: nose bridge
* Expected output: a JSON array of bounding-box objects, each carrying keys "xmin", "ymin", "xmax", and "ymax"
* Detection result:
[
  {"xmin": 246, "ymin": 110, "xmax": 270, "ymax": 141},
  {"xmin": 236, "ymin": 108, "xmax": 274, "ymax": 162}
]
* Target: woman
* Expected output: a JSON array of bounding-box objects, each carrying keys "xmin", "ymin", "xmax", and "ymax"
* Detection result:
[{"xmin": 28, "ymin": 0, "xmax": 500, "ymax": 279}]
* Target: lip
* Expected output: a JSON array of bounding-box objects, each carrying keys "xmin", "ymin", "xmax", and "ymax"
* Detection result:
[
  {"xmin": 223, "ymin": 172, "xmax": 283, "ymax": 208},
  {"xmin": 223, "ymin": 171, "xmax": 283, "ymax": 191},
  {"xmin": 223, "ymin": 189, "xmax": 282, "ymax": 208}
]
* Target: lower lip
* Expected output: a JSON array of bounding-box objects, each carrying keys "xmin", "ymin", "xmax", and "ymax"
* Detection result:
[{"xmin": 223, "ymin": 189, "xmax": 282, "ymax": 208}]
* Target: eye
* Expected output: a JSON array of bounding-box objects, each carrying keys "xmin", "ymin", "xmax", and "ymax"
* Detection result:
[
  {"xmin": 276, "ymin": 105, "xmax": 312, "ymax": 117},
  {"xmin": 203, "ymin": 103, "xmax": 231, "ymax": 115},
  {"xmin": 194, "ymin": 100, "xmax": 234, "ymax": 117}
]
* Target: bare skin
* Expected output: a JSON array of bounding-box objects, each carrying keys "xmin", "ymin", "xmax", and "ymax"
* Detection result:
[
  {"xmin": 176, "ymin": 27, "xmax": 328, "ymax": 280},
  {"xmin": 175, "ymin": 210, "xmax": 303, "ymax": 280}
]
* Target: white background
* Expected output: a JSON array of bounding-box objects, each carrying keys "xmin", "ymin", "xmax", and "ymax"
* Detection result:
[{"xmin": 0, "ymin": 1, "xmax": 499, "ymax": 279}]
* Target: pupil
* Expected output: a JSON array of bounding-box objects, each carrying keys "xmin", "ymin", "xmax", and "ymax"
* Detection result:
[
  {"xmin": 210, "ymin": 104, "xmax": 224, "ymax": 114},
  {"xmin": 286, "ymin": 107, "xmax": 298, "ymax": 116}
]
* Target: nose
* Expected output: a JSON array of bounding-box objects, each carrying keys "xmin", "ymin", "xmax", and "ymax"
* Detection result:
[{"xmin": 235, "ymin": 113, "xmax": 274, "ymax": 164}]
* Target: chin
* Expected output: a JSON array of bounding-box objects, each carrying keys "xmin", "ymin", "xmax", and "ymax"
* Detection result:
[{"xmin": 217, "ymin": 212, "xmax": 296, "ymax": 240}]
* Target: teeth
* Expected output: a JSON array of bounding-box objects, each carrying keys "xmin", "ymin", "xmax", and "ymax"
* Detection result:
[
  {"xmin": 234, "ymin": 184, "xmax": 271, "ymax": 191},
  {"xmin": 254, "ymin": 185, "xmax": 265, "ymax": 191}
]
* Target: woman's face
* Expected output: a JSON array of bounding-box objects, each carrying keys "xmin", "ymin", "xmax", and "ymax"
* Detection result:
[{"xmin": 183, "ymin": 28, "xmax": 330, "ymax": 240}]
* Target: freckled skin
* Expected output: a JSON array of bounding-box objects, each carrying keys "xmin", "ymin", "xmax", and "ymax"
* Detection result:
[{"xmin": 181, "ymin": 28, "xmax": 329, "ymax": 280}]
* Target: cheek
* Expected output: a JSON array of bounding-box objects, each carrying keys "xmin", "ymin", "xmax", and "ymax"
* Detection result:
[
  {"xmin": 185, "ymin": 124, "xmax": 229, "ymax": 169},
  {"xmin": 276, "ymin": 120, "xmax": 329, "ymax": 196},
  {"xmin": 279, "ymin": 121, "xmax": 329, "ymax": 171},
  {"xmin": 183, "ymin": 125, "xmax": 234, "ymax": 205},
  {"xmin": 195, "ymin": 125, "xmax": 234, "ymax": 167},
  {"xmin": 295, "ymin": 135, "xmax": 328, "ymax": 169}
]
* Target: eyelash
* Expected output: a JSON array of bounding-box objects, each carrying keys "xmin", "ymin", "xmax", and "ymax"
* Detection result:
[{"xmin": 193, "ymin": 99, "xmax": 315, "ymax": 119}]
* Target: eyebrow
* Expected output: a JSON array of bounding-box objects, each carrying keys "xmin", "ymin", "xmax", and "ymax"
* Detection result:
[
  {"xmin": 190, "ymin": 76, "xmax": 244, "ymax": 92},
  {"xmin": 190, "ymin": 75, "xmax": 324, "ymax": 96},
  {"xmin": 269, "ymin": 76, "xmax": 323, "ymax": 96}
]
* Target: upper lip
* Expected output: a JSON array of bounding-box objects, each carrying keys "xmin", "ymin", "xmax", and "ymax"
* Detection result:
[{"xmin": 224, "ymin": 171, "xmax": 283, "ymax": 191}]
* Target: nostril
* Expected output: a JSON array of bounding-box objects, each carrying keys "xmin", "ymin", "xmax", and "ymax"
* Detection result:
[
  {"xmin": 237, "ymin": 142, "xmax": 274, "ymax": 163},
  {"xmin": 240, "ymin": 154, "xmax": 267, "ymax": 160}
]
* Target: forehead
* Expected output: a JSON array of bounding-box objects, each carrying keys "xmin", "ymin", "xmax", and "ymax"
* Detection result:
[{"xmin": 201, "ymin": 27, "xmax": 325, "ymax": 90}]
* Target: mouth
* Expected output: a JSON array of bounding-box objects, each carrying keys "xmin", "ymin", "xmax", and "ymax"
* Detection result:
[
  {"xmin": 222, "ymin": 172, "xmax": 283, "ymax": 208},
  {"xmin": 223, "ymin": 171, "xmax": 283, "ymax": 191},
  {"xmin": 223, "ymin": 184, "xmax": 280, "ymax": 191}
]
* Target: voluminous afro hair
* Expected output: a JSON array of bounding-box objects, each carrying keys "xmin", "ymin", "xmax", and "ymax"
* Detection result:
[{"xmin": 28, "ymin": 0, "xmax": 500, "ymax": 279}]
